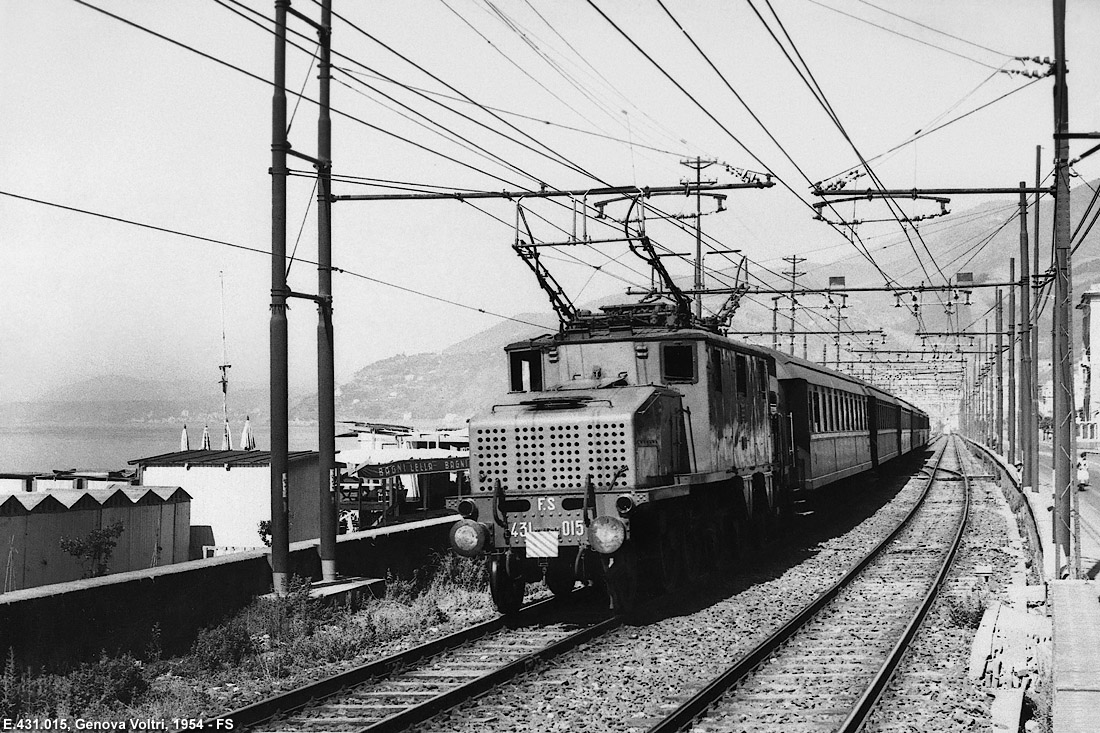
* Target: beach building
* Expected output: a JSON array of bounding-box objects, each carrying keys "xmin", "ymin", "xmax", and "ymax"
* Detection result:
[
  {"xmin": 336, "ymin": 424, "xmax": 468, "ymax": 526},
  {"xmin": 0, "ymin": 485, "xmax": 190, "ymax": 592},
  {"xmin": 129, "ymin": 450, "xmax": 323, "ymax": 558}
]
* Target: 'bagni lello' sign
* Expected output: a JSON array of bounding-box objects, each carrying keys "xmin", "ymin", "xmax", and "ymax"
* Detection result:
[{"xmin": 357, "ymin": 457, "xmax": 469, "ymax": 479}]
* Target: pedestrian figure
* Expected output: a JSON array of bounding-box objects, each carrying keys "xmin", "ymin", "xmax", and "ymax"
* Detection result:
[{"xmin": 1077, "ymin": 452, "xmax": 1090, "ymax": 492}]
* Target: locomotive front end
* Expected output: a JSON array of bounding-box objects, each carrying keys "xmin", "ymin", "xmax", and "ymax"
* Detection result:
[{"xmin": 450, "ymin": 385, "xmax": 684, "ymax": 612}]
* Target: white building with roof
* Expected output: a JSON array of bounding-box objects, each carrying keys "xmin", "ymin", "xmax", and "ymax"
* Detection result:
[{"xmin": 129, "ymin": 450, "xmax": 323, "ymax": 557}]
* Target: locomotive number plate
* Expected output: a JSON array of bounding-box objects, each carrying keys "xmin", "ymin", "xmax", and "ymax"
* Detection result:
[{"xmin": 525, "ymin": 530, "xmax": 559, "ymax": 558}]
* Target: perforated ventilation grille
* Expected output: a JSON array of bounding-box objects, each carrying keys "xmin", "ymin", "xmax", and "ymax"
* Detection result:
[{"xmin": 474, "ymin": 422, "xmax": 631, "ymax": 494}]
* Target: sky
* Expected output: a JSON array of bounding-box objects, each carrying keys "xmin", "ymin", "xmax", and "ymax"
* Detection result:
[{"xmin": 2, "ymin": 0, "xmax": 1098, "ymax": 406}]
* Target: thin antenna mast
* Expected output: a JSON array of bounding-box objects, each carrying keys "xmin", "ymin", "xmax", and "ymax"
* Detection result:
[{"xmin": 219, "ymin": 271, "xmax": 233, "ymax": 450}]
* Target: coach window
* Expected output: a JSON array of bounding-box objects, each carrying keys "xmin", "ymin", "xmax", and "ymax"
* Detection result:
[
  {"xmin": 735, "ymin": 354, "xmax": 748, "ymax": 395},
  {"xmin": 509, "ymin": 350, "xmax": 543, "ymax": 392},
  {"xmin": 811, "ymin": 389, "xmax": 821, "ymax": 433},
  {"xmin": 662, "ymin": 342, "xmax": 697, "ymax": 383}
]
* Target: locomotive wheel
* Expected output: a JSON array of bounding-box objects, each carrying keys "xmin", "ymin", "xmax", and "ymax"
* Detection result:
[
  {"xmin": 576, "ymin": 547, "xmax": 607, "ymax": 592},
  {"xmin": 659, "ymin": 522, "xmax": 688, "ymax": 592},
  {"xmin": 714, "ymin": 513, "xmax": 739, "ymax": 571},
  {"xmin": 489, "ymin": 555, "xmax": 525, "ymax": 614},
  {"xmin": 604, "ymin": 543, "xmax": 640, "ymax": 614},
  {"xmin": 546, "ymin": 558, "xmax": 577, "ymax": 597},
  {"xmin": 732, "ymin": 517, "xmax": 752, "ymax": 562}
]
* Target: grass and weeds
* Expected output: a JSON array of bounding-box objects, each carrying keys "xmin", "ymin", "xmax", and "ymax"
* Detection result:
[
  {"xmin": 945, "ymin": 583, "xmax": 992, "ymax": 629},
  {"xmin": 1, "ymin": 553, "xmax": 494, "ymax": 721}
]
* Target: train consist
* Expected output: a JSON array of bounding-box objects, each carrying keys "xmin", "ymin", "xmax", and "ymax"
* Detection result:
[{"xmin": 449, "ymin": 300, "xmax": 930, "ymax": 612}]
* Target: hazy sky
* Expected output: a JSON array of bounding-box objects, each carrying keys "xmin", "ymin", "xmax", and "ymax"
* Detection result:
[{"xmin": 2, "ymin": 0, "xmax": 1097, "ymax": 404}]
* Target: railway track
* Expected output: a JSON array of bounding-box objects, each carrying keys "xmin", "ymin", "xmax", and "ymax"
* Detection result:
[
  {"xmin": 217, "ymin": 439, "xmax": 966, "ymax": 733},
  {"xmin": 216, "ymin": 593, "xmax": 616, "ymax": 732},
  {"xmin": 649, "ymin": 435, "xmax": 970, "ymax": 733}
]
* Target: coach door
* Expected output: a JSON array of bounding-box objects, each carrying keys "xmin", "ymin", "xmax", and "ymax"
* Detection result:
[{"xmin": 868, "ymin": 396, "xmax": 880, "ymax": 467}]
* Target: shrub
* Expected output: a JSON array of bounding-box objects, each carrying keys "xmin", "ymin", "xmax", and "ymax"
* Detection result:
[
  {"xmin": 946, "ymin": 585, "xmax": 991, "ymax": 629},
  {"xmin": 191, "ymin": 620, "xmax": 254, "ymax": 672},
  {"xmin": 59, "ymin": 521, "xmax": 125, "ymax": 578},
  {"xmin": 67, "ymin": 653, "xmax": 148, "ymax": 714}
]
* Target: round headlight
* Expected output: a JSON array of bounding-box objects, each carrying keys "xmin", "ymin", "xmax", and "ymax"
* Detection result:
[
  {"xmin": 457, "ymin": 499, "xmax": 478, "ymax": 519},
  {"xmin": 449, "ymin": 519, "xmax": 487, "ymax": 557},
  {"xmin": 587, "ymin": 516, "xmax": 626, "ymax": 554}
]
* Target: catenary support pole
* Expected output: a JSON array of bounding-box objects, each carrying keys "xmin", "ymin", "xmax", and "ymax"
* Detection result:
[
  {"xmin": 1019, "ymin": 184, "xmax": 1034, "ymax": 495},
  {"xmin": 1052, "ymin": 0, "xmax": 1073, "ymax": 576},
  {"xmin": 996, "ymin": 290, "xmax": 1004, "ymax": 453},
  {"xmin": 269, "ymin": 0, "xmax": 291, "ymax": 597},
  {"xmin": 317, "ymin": 0, "xmax": 338, "ymax": 582},
  {"xmin": 1009, "ymin": 259, "xmax": 1017, "ymax": 465}
]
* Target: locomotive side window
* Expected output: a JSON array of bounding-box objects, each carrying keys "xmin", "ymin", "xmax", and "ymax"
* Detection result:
[
  {"xmin": 710, "ymin": 347, "xmax": 723, "ymax": 392},
  {"xmin": 735, "ymin": 354, "xmax": 748, "ymax": 395},
  {"xmin": 509, "ymin": 350, "xmax": 543, "ymax": 392},
  {"xmin": 662, "ymin": 342, "xmax": 697, "ymax": 383}
]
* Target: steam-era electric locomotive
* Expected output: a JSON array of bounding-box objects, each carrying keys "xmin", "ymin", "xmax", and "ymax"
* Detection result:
[{"xmin": 448, "ymin": 299, "xmax": 930, "ymax": 613}]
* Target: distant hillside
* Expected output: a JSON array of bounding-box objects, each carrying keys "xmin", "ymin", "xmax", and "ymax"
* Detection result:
[
  {"xmin": 293, "ymin": 351, "xmax": 506, "ymax": 424},
  {"xmin": 17, "ymin": 179, "xmax": 1100, "ymax": 428},
  {"xmin": 12, "ymin": 375, "xmax": 270, "ymax": 426}
]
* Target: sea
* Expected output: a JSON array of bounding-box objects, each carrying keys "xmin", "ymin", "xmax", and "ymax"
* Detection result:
[{"xmin": 0, "ymin": 422, "xmax": 321, "ymax": 473}]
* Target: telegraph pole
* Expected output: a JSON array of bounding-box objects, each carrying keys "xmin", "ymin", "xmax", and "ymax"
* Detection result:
[
  {"xmin": 316, "ymin": 0, "xmax": 338, "ymax": 582},
  {"xmin": 771, "ymin": 296, "xmax": 780, "ymax": 351},
  {"xmin": 681, "ymin": 157, "xmax": 716, "ymax": 321},
  {"xmin": 269, "ymin": 0, "xmax": 291, "ymax": 597},
  {"xmin": 1052, "ymin": 0, "xmax": 1073, "ymax": 576},
  {"xmin": 783, "ymin": 256, "xmax": 806, "ymax": 355}
]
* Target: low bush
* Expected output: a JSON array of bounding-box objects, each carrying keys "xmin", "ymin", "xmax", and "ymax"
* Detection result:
[
  {"xmin": 946, "ymin": 584, "xmax": 991, "ymax": 629},
  {"xmin": 68, "ymin": 653, "xmax": 148, "ymax": 715},
  {"xmin": 191, "ymin": 619, "xmax": 254, "ymax": 672}
]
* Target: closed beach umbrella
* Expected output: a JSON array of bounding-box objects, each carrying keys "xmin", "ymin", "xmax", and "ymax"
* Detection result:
[
  {"xmin": 222, "ymin": 419, "xmax": 233, "ymax": 451},
  {"xmin": 200, "ymin": 425, "xmax": 211, "ymax": 450},
  {"xmin": 180, "ymin": 425, "xmax": 190, "ymax": 451},
  {"xmin": 241, "ymin": 416, "xmax": 257, "ymax": 451}
]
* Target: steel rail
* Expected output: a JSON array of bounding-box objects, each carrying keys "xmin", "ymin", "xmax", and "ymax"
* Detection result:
[
  {"xmin": 358, "ymin": 614, "xmax": 619, "ymax": 733},
  {"xmin": 212, "ymin": 593, "xmax": 605, "ymax": 729},
  {"xmin": 647, "ymin": 437, "xmax": 953, "ymax": 733},
  {"xmin": 836, "ymin": 436, "xmax": 971, "ymax": 731}
]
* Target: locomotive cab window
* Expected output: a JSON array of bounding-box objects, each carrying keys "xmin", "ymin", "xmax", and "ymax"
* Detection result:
[
  {"xmin": 661, "ymin": 342, "xmax": 697, "ymax": 383},
  {"xmin": 509, "ymin": 349, "xmax": 543, "ymax": 392}
]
